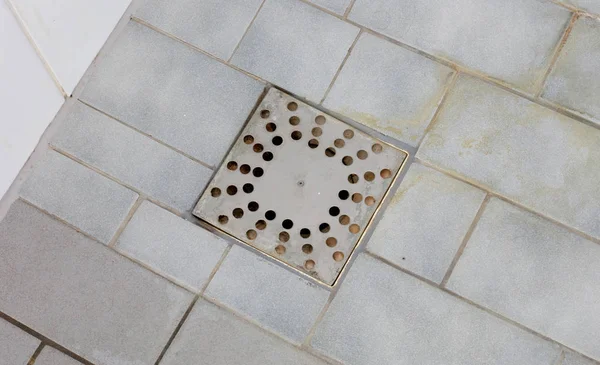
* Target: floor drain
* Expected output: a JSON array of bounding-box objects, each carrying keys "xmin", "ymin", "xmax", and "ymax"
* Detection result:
[{"xmin": 193, "ymin": 89, "xmax": 408, "ymax": 285}]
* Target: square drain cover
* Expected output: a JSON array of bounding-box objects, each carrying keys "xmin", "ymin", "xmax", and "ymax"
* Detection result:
[{"xmin": 193, "ymin": 89, "xmax": 408, "ymax": 285}]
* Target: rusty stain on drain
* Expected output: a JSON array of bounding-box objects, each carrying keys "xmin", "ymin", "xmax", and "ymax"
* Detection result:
[{"xmin": 193, "ymin": 88, "xmax": 408, "ymax": 286}]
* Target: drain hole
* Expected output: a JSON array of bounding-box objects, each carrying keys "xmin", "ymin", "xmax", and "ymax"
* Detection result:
[
  {"xmin": 240, "ymin": 164, "xmax": 251, "ymax": 174},
  {"xmin": 289, "ymin": 116, "xmax": 300, "ymax": 125},
  {"xmin": 372, "ymin": 143, "xmax": 383, "ymax": 154},
  {"xmin": 357, "ymin": 150, "xmax": 368, "ymax": 160},
  {"xmin": 279, "ymin": 231, "xmax": 289, "ymax": 242},
  {"xmin": 302, "ymin": 244, "xmax": 313, "ymax": 254},
  {"xmin": 349, "ymin": 224, "xmax": 360, "ymax": 234},
  {"xmin": 246, "ymin": 229, "xmax": 257, "ymax": 240},
  {"xmin": 334, "ymin": 139, "xmax": 345, "ymax": 148},
  {"xmin": 255, "ymin": 220, "xmax": 267, "ymax": 230},
  {"xmin": 243, "ymin": 183, "xmax": 254, "ymax": 193},
  {"xmin": 329, "ymin": 206, "xmax": 340, "ymax": 216},
  {"xmin": 364, "ymin": 171, "xmax": 375, "ymax": 181},
  {"xmin": 227, "ymin": 185, "xmax": 238, "ymax": 195},
  {"xmin": 253, "ymin": 167, "xmax": 264, "ymax": 177},
  {"xmin": 352, "ymin": 193, "xmax": 363, "ymax": 203},
  {"xmin": 244, "ymin": 135, "xmax": 254, "ymax": 144},
  {"xmin": 319, "ymin": 223, "xmax": 330, "ymax": 233},
  {"xmin": 343, "ymin": 129, "xmax": 354, "ymax": 139},
  {"xmin": 287, "ymin": 102, "xmax": 298, "ymax": 111},
  {"xmin": 326, "ymin": 237, "xmax": 337, "ymax": 247},
  {"xmin": 381, "ymin": 169, "xmax": 392, "ymax": 179},
  {"xmin": 265, "ymin": 210, "xmax": 276, "ymax": 220},
  {"xmin": 248, "ymin": 201, "xmax": 259, "ymax": 211},
  {"xmin": 291, "ymin": 131, "xmax": 302, "ymax": 140},
  {"xmin": 339, "ymin": 215, "xmax": 350, "ymax": 225},
  {"xmin": 260, "ymin": 110, "xmax": 270, "ymax": 118},
  {"xmin": 266, "ymin": 122, "xmax": 277, "ymax": 132},
  {"xmin": 342, "ymin": 156, "xmax": 353, "ymax": 166},
  {"xmin": 315, "ymin": 115, "xmax": 326, "ymax": 125},
  {"xmin": 210, "ymin": 187, "xmax": 221, "ymax": 197},
  {"xmin": 263, "ymin": 151, "xmax": 273, "ymax": 161},
  {"xmin": 275, "ymin": 245, "xmax": 286, "ymax": 254},
  {"xmin": 233, "ymin": 208, "xmax": 244, "ymax": 218},
  {"xmin": 272, "ymin": 136, "xmax": 283, "ymax": 146},
  {"xmin": 300, "ymin": 228, "xmax": 311, "ymax": 238},
  {"xmin": 338, "ymin": 190, "xmax": 349, "ymax": 200},
  {"xmin": 308, "ymin": 139, "xmax": 319, "ymax": 148},
  {"xmin": 348, "ymin": 174, "xmax": 359, "ymax": 184},
  {"xmin": 365, "ymin": 196, "xmax": 376, "ymax": 206},
  {"xmin": 305, "ymin": 259, "xmax": 315, "ymax": 270},
  {"xmin": 282, "ymin": 219, "xmax": 294, "ymax": 229},
  {"xmin": 227, "ymin": 161, "xmax": 238, "ymax": 171},
  {"xmin": 312, "ymin": 127, "xmax": 323, "ymax": 137},
  {"xmin": 325, "ymin": 147, "xmax": 336, "ymax": 157},
  {"xmin": 218, "ymin": 215, "xmax": 228, "ymax": 224},
  {"xmin": 333, "ymin": 251, "xmax": 344, "ymax": 262},
  {"xmin": 253, "ymin": 144, "xmax": 264, "ymax": 153}
]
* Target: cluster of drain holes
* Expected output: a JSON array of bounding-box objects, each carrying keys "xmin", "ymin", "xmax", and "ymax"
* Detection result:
[{"xmin": 209, "ymin": 102, "xmax": 393, "ymax": 271}]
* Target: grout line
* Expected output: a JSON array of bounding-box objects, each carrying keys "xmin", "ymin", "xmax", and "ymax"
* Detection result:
[
  {"xmin": 154, "ymin": 295, "xmax": 200, "ymax": 365},
  {"xmin": 319, "ymin": 29, "xmax": 362, "ymax": 104},
  {"xmin": 199, "ymin": 244, "xmax": 232, "ymax": 295},
  {"xmin": 76, "ymin": 99, "xmax": 215, "ymax": 170},
  {"xmin": 301, "ymin": 291, "xmax": 336, "ymax": 348},
  {"xmin": 554, "ymin": 351, "xmax": 566, "ymax": 365},
  {"xmin": 417, "ymin": 71, "xmax": 459, "ymax": 147},
  {"xmin": 227, "ymin": 0, "xmax": 266, "ymax": 62},
  {"xmin": 534, "ymin": 13, "xmax": 579, "ymax": 98},
  {"xmin": 343, "ymin": 0, "xmax": 357, "ymax": 18},
  {"xmin": 27, "ymin": 343, "xmax": 45, "ymax": 365},
  {"xmin": 107, "ymin": 195, "xmax": 144, "ymax": 247},
  {"xmin": 552, "ymin": 1, "xmax": 600, "ymax": 20},
  {"xmin": 439, "ymin": 194, "xmax": 491, "ymax": 287}
]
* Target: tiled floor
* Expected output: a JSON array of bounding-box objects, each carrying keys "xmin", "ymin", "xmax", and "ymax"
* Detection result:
[{"xmin": 1, "ymin": 0, "xmax": 600, "ymax": 364}]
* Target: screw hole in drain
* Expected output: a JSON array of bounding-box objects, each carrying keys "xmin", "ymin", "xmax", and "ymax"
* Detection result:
[
  {"xmin": 342, "ymin": 156, "xmax": 353, "ymax": 166},
  {"xmin": 291, "ymin": 131, "xmax": 302, "ymax": 140},
  {"xmin": 365, "ymin": 196, "xmax": 376, "ymax": 206},
  {"xmin": 339, "ymin": 215, "xmax": 350, "ymax": 225},
  {"xmin": 248, "ymin": 201, "xmax": 259, "ymax": 211},
  {"xmin": 315, "ymin": 115, "xmax": 326, "ymax": 125},
  {"xmin": 326, "ymin": 237, "xmax": 337, "ymax": 247},
  {"xmin": 243, "ymin": 183, "xmax": 254, "ymax": 193},
  {"xmin": 319, "ymin": 223, "xmax": 330, "ymax": 233},
  {"xmin": 210, "ymin": 187, "xmax": 221, "ymax": 197},
  {"xmin": 218, "ymin": 215, "xmax": 228, "ymax": 224},
  {"xmin": 287, "ymin": 102, "xmax": 298, "ymax": 111},
  {"xmin": 348, "ymin": 174, "xmax": 359, "ymax": 184},
  {"xmin": 226, "ymin": 185, "xmax": 237, "ymax": 195},
  {"xmin": 279, "ymin": 231, "xmax": 290, "ymax": 242},
  {"xmin": 232, "ymin": 208, "xmax": 244, "ymax": 218},
  {"xmin": 325, "ymin": 147, "xmax": 336, "ymax": 157},
  {"xmin": 308, "ymin": 139, "xmax": 319, "ymax": 148},
  {"xmin": 357, "ymin": 150, "xmax": 368, "ymax": 160},
  {"xmin": 364, "ymin": 171, "xmax": 375, "ymax": 181},
  {"xmin": 338, "ymin": 190, "xmax": 349, "ymax": 200},
  {"xmin": 312, "ymin": 127, "xmax": 323, "ymax": 137},
  {"xmin": 343, "ymin": 129, "xmax": 354, "ymax": 139},
  {"xmin": 253, "ymin": 144, "xmax": 264, "ymax": 153},
  {"xmin": 244, "ymin": 135, "xmax": 254, "ymax": 144},
  {"xmin": 289, "ymin": 116, "xmax": 300, "ymax": 126},
  {"xmin": 300, "ymin": 228, "xmax": 311, "ymax": 238},
  {"xmin": 333, "ymin": 251, "xmax": 344, "ymax": 261},
  {"xmin": 305, "ymin": 259, "xmax": 315, "ymax": 270},
  {"xmin": 272, "ymin": 136, "xmax": 283, "ymax": 146},
  {"xmin": 255, "ymin": 220, "xmax": 267, "ymax": 230},
  {"xmin": 275, "ymin": 245, "xmax": 286, "ymax": 254},
  {"xmin": 265, "ymin": 210, "xmax": 276, "ymax": 220},
  {"xmin": 349, "ymin": 224, "xmax": 360, "ymax": 234},
  {"xmin": 282, "ymin": 219, "xmax": 294, "ymax": 229},
  {"xmin": 262, "ymin": 151, "xmax": 273, "ymax": 161},
  {"xmin": 227, "ymin": 161, "xmax": 238, "ymax": 171},
  {"xmin": 372, "ymin": 143, "xmax": 383, "ymax": 154},
  {"xmin": 352, "ymin": 193, "xmax": 363, "ymax": 203},
  {"xmin": 246, "ymin": 229, "xmax": 257, "ymax": 240},
  {"xmin": 334, "ymin": 139, "xmax": 345, "ymax": 148},
  {"xmin": 302, "ymin": 244, "xmax": 313, "ymax": 254},
  {"xmin": 329, "ymin": 206, "xmax": 340, "ymax": 216},
  {"xmin": 260, "ymin": 110, "xmax": 270, "ymax": 118},
  {"xmin": 253, "ymin": 167, "xmax": 264, "ymax": 177},
  {"xmin": 381, "ymin": 169, "xmax": 392, "ymax": 179},
  {"xmin": 240, "ymin": 164, "xmax": 251, "ymax": 174}
]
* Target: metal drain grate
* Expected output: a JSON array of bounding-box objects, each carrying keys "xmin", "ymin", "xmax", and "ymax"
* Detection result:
[{"xmin": 193, "ymin": 89, "xmax": 408, "ymax": 285}]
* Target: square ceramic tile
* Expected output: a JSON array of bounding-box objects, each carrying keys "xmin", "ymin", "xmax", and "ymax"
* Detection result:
[
  {"xmin": 308, "ymin": 0, "xmax": 352, "ymax": 14},
  {"xmin": 35, "ymin": 347, "xmax": 81, "ymax": 365},
  {"xmin": 0, "ymin": 319, "xmax": 40, "ymax": 365}
]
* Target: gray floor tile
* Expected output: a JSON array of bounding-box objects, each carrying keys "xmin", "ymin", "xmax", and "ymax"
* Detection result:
[
  {"xmin": 311, "ymin": 254, "xmax": 559, "ymax": 365},
  {"xmin": 417, "ymin": 75, "xmax": 600, "ymax": 240},
  {"xmin": 231, "ymin": 0, "xmax": 359, "ymax": 101},
  {"xmin": 308, "ymin": 0, "xmax": 352, "ymax": 14},
  {"xmin": 135, "ymin": 0, "xmax": 263, "ymax": 59},
  {"xmin": 0, "ymin": 200, "xmax": 194, "ymax": 365},
  {"xmin": 20, "ymin": 150, "xmax": 138, "ymax": 243},
  {"xmin": 542, "ymin": 16, "xmax": 600, "ymax": 126},
  {"xmin": 52, "ymin": 102, "xmax": 212, "ymax": 212},
  {"xmin": 349, "ymin": 0, "xmax": 571, "ymax": 93},
  {"xmin": 116, "ymin": 201, "xmax": 228, "ymax": 291},
  {"xmin": 35, "ymin": 347, "xmax": 81, "ymax": 365},
  {"xmin": 368, "ymin": 163, "xmax": 485, "ymax": 283},
  {"xmin": 162, "ymin": 299, "xmax": 328, "ymax": 365},
  {"xmin": 0, "ymin": 319, "xmax": 39, "ymax": 365},
  {"xmin": 561, "ymin": 1, "xmax": 600, "ymax": 15},
  {"xmin": 204, "ymin": 245, "xmax": 329, "ymax": 343},
  {"xmin": 81, "ymin": 21, "xmax": 264, "ymax": 167},
  {"xmin": 563, "ymin": 352, "xmax": 598, "ymax": 365},
  {"xmin": 323, "ymin": 33, "xmax": 454, "ymax": 146},
  {"xmin": 447, "ymin": 198, "xmax": 600, "ymax": 361}
]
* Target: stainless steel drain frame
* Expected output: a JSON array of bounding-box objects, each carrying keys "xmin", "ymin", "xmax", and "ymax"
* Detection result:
[{"xmin": 193, "ymin": 88, "xmax": 409, "ymax": 286}]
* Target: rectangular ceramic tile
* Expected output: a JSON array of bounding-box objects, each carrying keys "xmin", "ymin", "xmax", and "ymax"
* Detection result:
[
  {"xmin": 542, "ymin": 16, "xmax": 600, "ymax": 126},
  {"xmin": 204, "ymin": 245, "xmax": 330, "ymax": 343},
  {"xmin": 417, "ymin": 75, "xmax": 600, "ymax": 239},
  {"xmin": 35, "ymin": 347, "xmax": 81, "ymax": 365},
  {"xmin": 161, "ymin": 299, "xmax": 328, "ymax": 365},
  {"xmin": 20, "ymin": 150, "xmax": 138, "ymax": 243},
  {"xmin": 0, "ymin": 2, "xmax": 63, "ymax": 199},
  {"xmin": 9, "ymin": 0, "xmax": 130, "ymax": 94},
  {"xmin": 560, "ymin": 1, "xmax": 600, "ymax": 15},
  {"xmin": 0, "ymin": 200, "xmax": 194, "ymax": 365},
  {"xmin": 116, "ymin": 201, "xmax": 228, "ymax": 291},
  {"xmin": 563, "ymin": 352, "xmax": 598, "ymax": 365},
  {"xmin": 0, "ymin": 319, "xmax": 40, "ymax": 365},
  {"xmin": 81, "ymin": 21, "xmax": 264, "ymax": 167},
  {"xmin": 349, "ymin": 0, "xmax": 571, "ymax": 93},
  {"xmin": 231, "ymin": 0, "xmax": 359, "ymax": 101},
  {"xmin": 308, "ymin": 0, "xmax": 352, "ymax": 14},
  {"xmin": 52, "ymin": 102, "xmax": 212, "ymax": 212},
  {"xmin": 368, "ymin": 163, "xmax": 485, "ymax": 283},
  {"xmin": 135, "ymin": 0, "xmax": 263, "ymax": 59},
  {"xmin": 447, "ymin": 198, "xmax": 600, "ymax": 361},
  {"xmin": 311, "ymin": 254, "xmax": 559, "ymax": 365},
  {"xmin": 323, "ymin": 33, "xmax": 454, "ymax": 146}
]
